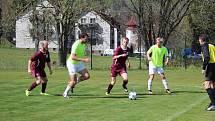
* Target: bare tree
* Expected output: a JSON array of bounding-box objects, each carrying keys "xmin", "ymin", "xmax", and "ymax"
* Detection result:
[
  {"xmin": 49, "ymin": 0, "xmax": 90, "ymax": 67},
  {"xmin": 124, "ymin": 0, "xmax": 193, "ymax": 49}
]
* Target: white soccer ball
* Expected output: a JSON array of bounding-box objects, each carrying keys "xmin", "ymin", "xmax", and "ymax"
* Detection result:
[{"xmin": 128, "ymin": 91, "xmax": 137, "ymax": 100}]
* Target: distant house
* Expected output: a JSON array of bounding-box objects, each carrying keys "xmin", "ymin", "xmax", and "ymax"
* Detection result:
[
  {"xmin": 16, "ymin": 1, "xmax": 121, "ymax": 54},
  {"xmin": 75, "ymin": 11, "xmax": 120, "ymax": 54},
  {"xmin": 16, "ymin": 0, "xmax": 58, "ymax": 49}
]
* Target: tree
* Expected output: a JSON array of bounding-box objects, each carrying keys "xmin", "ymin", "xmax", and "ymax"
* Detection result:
[
  {"xmin": 48, "ymin": 0, "xmax": 90, "ymax": 67},
  {"xmin": 0, "ymin": 0, "xmax": 39, "ymax": 46},
  {"xmin": 124, "ymin": 0, "xmax": 192, "ymax": 49},
  {"xmin": 189, "ymin": 0, "xmax": 215, "ymax": 49}
]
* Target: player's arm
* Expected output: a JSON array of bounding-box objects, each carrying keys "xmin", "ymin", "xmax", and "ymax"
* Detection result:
[
  {"xmin": 164, "ymin": 56, "xmax": 169, "ymax": 65},
  {"xmin": 112, "ymin": 48, "xmax": 127, "ymax": 60},
  {"xmin": 201, "ymin": 44, "xmax": 210, "ymax": 74},
  {"xmin": 28, "ymin": 52, "xmax": 38, "ymax": 74},
  {"xmin": 164, "ymin": 48, "xmax": 169, "ymax": 65},
  {"xmin": 146, "ymin": 48, "xmax": 152, "ymax": 61},
  {"xmin": 112, "ymin": 54, "xmax": 127, "ymax": 60},
  {"xmin": 28, "ymin": 59, "xmax": 32, "ymax": 74},
  {"xmin": 47, "ymin": 62, "xmax": 52, "ymax": 75},
  {"xmin": 127, "ymin": 58, "xmax": 131, "ymax": 68},
  {"xmin": 46, "ymin": 52, "xmax": 52, "ymax": 75},
  {"xmin": 71, "ymin": 53, "xmax": 89, "ymax": 63},
  {"xmin": 71, "ymin": 42, "xmax": 89, "ymax": 63}
]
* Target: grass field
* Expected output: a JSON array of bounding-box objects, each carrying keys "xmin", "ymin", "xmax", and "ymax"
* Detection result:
[{"xmin": 0, "ymin": 48, "xmax": 214, "ymax": 121}]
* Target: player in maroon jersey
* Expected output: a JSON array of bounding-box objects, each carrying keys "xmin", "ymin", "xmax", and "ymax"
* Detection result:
[
  {"xmin": 106, "ymin": 37, "xmax": 131, "ymax": 95},
  {"xmin": 25, "ymin": 41, "xmax": 52, "ymax": 96}
]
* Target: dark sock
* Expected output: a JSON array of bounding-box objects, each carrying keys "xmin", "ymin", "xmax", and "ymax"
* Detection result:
[
  {"xmin": 206, "ymin": 88, "xmax": 215, "ymax": 105},
  {"xmin": 122, "ymin": 80, "xmax": 128, "ymax": 89},
  {"xmin": 28, "ymin": 82, "xmax": 38, "ymax": 91},
  {"xmin": 107, "ymin": 84, "xmax": 114, "ymax": 93},
  {"xmin": 41, "ymin": 83, "xmax": 47, "ymax": 93}
]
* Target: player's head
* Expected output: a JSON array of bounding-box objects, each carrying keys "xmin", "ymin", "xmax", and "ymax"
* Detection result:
[
  {"xmin": 121, "ymin": 37, "xmax": 129, "ymax": 47},
  {"xmin": 79, "ymin": 33, "xmax": 89, "ymax": 43},
  {"xmin": 39, "ymin": 40, "xmax": 49, "ymax": 50},
  {"xmin": 199, "ymin": 34, "xmax": 207, "ymax": 45},
  {"xmin": 156, "ymin": 37, "xmax": 164, "ymax": 46}
]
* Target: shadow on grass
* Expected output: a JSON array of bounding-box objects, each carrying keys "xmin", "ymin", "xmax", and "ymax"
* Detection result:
[
  {"xmin": 172, "ymin": 90, "xmax": 205, "ymax": 94},
  {"xmin": 51, "ymin": 93, "xmax": 147, "ymax": 99}
]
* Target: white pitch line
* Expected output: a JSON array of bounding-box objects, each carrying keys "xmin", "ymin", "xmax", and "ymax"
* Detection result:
[{"xmin": 165, "ymin": 95, "xmax": 208, "ymax": 121}]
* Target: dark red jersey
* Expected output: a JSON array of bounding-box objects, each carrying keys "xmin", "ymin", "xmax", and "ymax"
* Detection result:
[
  {"xmin": 30, "ymin": 50, "xmax": 50, "ymax": 71},
  {"xmin": 111, "ymin": 46, "xmax": 130, "ymax": 68}
]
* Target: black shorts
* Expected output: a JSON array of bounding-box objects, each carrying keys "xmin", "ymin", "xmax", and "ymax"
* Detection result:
[{"xmin": 205, "ymin": 63, "xmax": 215, "ymax": 82}]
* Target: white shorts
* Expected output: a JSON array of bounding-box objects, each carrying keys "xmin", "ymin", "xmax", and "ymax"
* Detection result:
[
  {"xmin": 66, "ymin": 60, "xmax": 85, "ymax": 75},
  {"xmin": 148, "ymin": 61, "xmax": 164, "ymax": 75}
]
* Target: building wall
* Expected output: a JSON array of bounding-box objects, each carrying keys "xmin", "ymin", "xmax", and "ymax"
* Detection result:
[
  {"xmin": 126, "ymin": 28, "xmax": 138, "ymax": 51},
  {"xmin": 78, "ymin": 12, "xmax": 111, "ymax": 51},
  {"xmin": 16, "ymin": 11, "xmax": 113, "ymax": 52},
  {"xmin": 16, "ymin": 14, "xmax": 58, "ymax": 49}
]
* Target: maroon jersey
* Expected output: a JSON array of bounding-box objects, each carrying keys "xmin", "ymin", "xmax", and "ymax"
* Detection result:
[
  {"xmin": 111, "ymin": 46, "xmax": 130, "ymax": 68},
  {"xmin": 30, "ymin": 50, "xmax": 50, "ymax": 71}
]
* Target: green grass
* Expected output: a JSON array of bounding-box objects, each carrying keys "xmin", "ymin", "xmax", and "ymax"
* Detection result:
[{"xmin": 0, "ymin": 48, "xmax": 214, "ymax": 121}]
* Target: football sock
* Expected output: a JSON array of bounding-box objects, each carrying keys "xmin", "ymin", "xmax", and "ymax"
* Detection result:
[
  {"xmin": 76, "ymin": 77, "xmax": 80, "ymax": 83},
  {"xmin": 107, "ymin": 84, "xmax": 114, "ymax": 93},
  {"xmin": 41, "ymin": 82, "xmax": 47, "ymax": 93},
  {"xmin": 28, "ymin": 82, "xmax": 38, "ymax": 91},
  {"xmin": 64, "ymin": 85, "xmax": 71, "ymax": 95},
  {"xmin": 162, "ymin": 79, "xmax": 169, "ymax": 90},
  {"xmin": 122, "ymin": 80, "xmax": 128, "ymax": 88},
  {"xmin": 148, "ymin": 80, "xmax": 152, "ymax": 91},
  {"xmin": 77, "ymin": 76, "xmax": 84, "ymax": 83},
  {"xmin": 206, "ymin": 88, "xmax": 215, "ymax": 105}
]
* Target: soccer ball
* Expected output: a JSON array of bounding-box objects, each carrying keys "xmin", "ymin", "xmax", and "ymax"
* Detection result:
[{"xmin": 128, "ymin": 91, "xmax": 137, "ymax": 100}]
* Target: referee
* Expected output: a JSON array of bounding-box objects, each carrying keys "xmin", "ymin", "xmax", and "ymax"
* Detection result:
[{"xmin": 199, "ymin": 34, "xmax": 215, "ymax": 111}]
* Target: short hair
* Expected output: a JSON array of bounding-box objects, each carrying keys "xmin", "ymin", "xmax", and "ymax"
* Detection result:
[
  {"xmin": 199, "ymin": 34, "xmax": 208, "ymax": 42},
  {"xmin": 121, "ymin": 37, "xmax": 129, "ymax": 43},
  {"xmin": 39, "ymin": 41, "xmax": 45, "ymax": 48},
  {"xmin": 79, "ymin": 33, "xmax": 89, "ymax": 39},
  {"xmin": 39, "ymin": 41, "xmax": 48, "ymax": 48}
]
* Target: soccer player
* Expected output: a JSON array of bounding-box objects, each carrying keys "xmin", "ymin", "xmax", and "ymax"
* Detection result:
[
  {"xmin": 146, "ymin": 37, "xmax": 171, "ymax": 94},
  {"xmin": 25, "ymin": 41, "xmax": 52, "ymax": 96},
  {"xmin": 63, "ymin": 34, "xmax": 90, "ymax": 98},
  {"xmin": 106, "ymin": 37, "xmax": 131, "ymax": 95},
  {"xmin": 199, "ymin": 35, "xmax": 215, "ymax": 111}
]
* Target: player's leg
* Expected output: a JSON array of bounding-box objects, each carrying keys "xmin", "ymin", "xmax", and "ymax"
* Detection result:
[
  {"xmin": 159, "ymin": 73, "xmax": 171, "ymax": 94},
  {"xmin": 106, "ymin": 77, "xmax": 116, "ymax": 95},
  {"xmin": 40, "ymin": 77, "xmax": 49, "ymax": 95},
  {"xmin": 157, "ymin": 67, "xmax": 171, "ymax": 94},
  {"xmin": 148, "ymin": 63, "xmax": 155, "ymax": 94},
  {"xmin": 63, "ymin": 74, "xmax": 76, "ymax": 98},
  {"xmin": 121, "ymin": 72, "xmax": 128, "ymax": 92},
  {"xmin": 204, "ymin": 81, "xmax": 215, "ymax": 111},
  {"xmin": 204, "ymin": 64, "xmax": 215, "ymax": 111},
  {"xmin": 106, "ymin": 67, "xmax": 118, "ymax": 95},
  {"xmin": 63, "ymin": 61, "xmax": 77, "ymax": 98},
  {"xmin": 77, "ymin": 68, "xmax": 90, "ymax": 83},
  {"xmin": 25, "ymin": 76, "xmax": 42, "ymax": 96},
  {"xmin": 147, "ymin": 74, "xmax": 154, "ymax": 94}
]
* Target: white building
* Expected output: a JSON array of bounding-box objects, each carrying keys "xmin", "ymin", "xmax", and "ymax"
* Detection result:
[
  {"xmin": 76, "ymin": 11, "xmax": 120, "ymax": 54},
  {"xmin": 126, "ymin": 17, "xmax": 138, "ymax": 51},
  {"xmin": 15, "ymin": 1, "xmax": 120, "ymax": 54},
  {"xmin": 16, "ymin": 0, "xmax": 58, "ymax": 49}
]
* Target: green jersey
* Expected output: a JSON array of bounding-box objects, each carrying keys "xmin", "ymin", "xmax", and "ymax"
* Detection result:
[
  {"xmin": 68, "ymin": 40, "xmax": 86, "ymax": 64},
  {"xmin": 148, "ymin": 45, "xmax": 168, "ymax": 67}
]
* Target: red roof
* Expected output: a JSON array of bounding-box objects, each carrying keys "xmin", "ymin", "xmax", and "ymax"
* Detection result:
[{"xmin": 126, "ymin": 17, "xmax": 137, "ymax": 28}]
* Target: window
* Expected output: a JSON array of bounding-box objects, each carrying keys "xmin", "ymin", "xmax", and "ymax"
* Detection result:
[
  {"xmin": 90, "ymin": 18, "xmax": 96, "ymax": 23},
  {"xmin": 81, "ymin": 18, "xmax": 87, "ymax": 24}
]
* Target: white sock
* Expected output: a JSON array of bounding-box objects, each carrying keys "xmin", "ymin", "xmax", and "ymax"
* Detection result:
[
  {"xmin": 64, "ymin": 85, "xmax": 71, "ymax": 95},
  {"xmin": 76, "ymin": 77, "xmax": 80, "ymax": 83},
  {"xmin": 148, "ymin": 80, "xmax": 152, "ymax": 91},
  {"xmin": 162, "ymin": 79, "xmax": 168, "ymax": 89}
]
